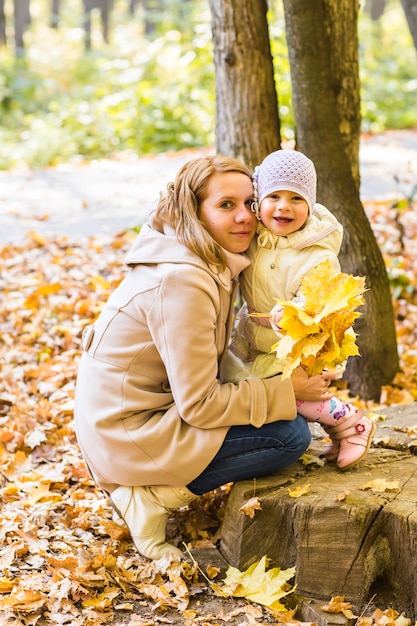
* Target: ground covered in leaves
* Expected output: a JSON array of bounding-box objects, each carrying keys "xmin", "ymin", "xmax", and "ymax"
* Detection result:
[{"xmin": 0, "ymin": 193, "xmax": 417, "ymax": 625}]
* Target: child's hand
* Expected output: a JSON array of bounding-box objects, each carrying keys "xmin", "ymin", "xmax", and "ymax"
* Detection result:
[
  {"xmin": 291, "ymin": 367, "xmax": 335, "ymax": 402},
  {"xmin": 270, "ymin": 303, "xmax": 284, "ymax": 329}
]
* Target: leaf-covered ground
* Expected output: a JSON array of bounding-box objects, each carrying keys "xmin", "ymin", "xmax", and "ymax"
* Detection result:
[{"xmin": 0, "ymin": 193, "xmax": 417, "ymax": 625}]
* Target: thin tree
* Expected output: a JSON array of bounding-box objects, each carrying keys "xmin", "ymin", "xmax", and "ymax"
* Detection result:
[
  {"xmin": 13, "ymin": 0, "xmax": 31, "ymax": 55},
  {"xmin": 366, "ymin": 0, "xmax": 417, "ymax": 53},
  {"xmin": 83, "ymin": 0, "xmax": 113, "ymax": 50},
  {"xmin": 400, "ymin": 0, "xmax": 417, "ymax": 51},
  {"xmin": 0, "ymin": 0, "xmax": 6, "ymax": 45},
  {"xmin": 51, "ymin": 0, "xmax": 60, "ymax": 28},
  {"xmin": 283, "ymin": 0, "xmax": 398, "ymax": 399}
]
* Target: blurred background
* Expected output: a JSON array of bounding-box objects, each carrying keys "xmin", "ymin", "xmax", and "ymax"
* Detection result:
[{"xmin": 0, "ymin": 0, "xmax": 416, "ymax": 170}]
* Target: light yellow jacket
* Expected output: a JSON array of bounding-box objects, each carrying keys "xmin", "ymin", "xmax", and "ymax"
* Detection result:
[{"xmin": 223, "ymin": 204, "xmax": 343, "ymax": 381}]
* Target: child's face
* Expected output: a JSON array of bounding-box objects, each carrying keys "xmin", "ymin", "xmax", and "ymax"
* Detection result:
[{"xmin": 260, "ymin": 189, "xmax": 309, "ymax": 236}]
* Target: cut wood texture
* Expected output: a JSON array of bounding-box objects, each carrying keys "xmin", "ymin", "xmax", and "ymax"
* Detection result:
[{"xmin": 220, "ymin": 403, "xmax": 417, "ymax": 619}]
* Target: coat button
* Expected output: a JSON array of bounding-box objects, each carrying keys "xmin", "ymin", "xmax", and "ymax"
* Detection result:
[{"xmin": 270, "ymin": 263, "xmax": 275, "ymax": 269}]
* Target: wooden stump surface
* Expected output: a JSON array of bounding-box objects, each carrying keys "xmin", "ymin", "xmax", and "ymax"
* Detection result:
[{"xmin": 219, "ymin": 403, "xmax": 417, "ymax": 619}]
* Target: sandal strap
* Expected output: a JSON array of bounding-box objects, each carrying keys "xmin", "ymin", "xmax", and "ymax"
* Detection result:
[{"xmin": 325, "ymin": 409, "xmax": 367, "ymax": 442}]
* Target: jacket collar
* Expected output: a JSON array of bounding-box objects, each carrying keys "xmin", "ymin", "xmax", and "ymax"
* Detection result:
[{"xmin": 256, "ymin": 203, "xmax": 343, "ymax": 252}]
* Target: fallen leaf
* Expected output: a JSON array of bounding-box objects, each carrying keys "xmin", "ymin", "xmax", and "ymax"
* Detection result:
[
  {"xmin": 359, "ymin": 479, "xmax": 400, "ymax": 493},
  {"xmin": 239, "ymin": 496, "xmax": 262, "ymax": 518},
  {"xmin": 213, "ymin": 555, "xmax": 296, "ymax": 611},
  {"xmin": 321, "ymin": 595, "xmax": 358, "ymax": 619},
  {"xmin": 288, "ymin": 484, "xmax": 311, "ymax": 498},
  {"xmin": 300, "ymin": 453, "xmax": 325, "ymax": 467}
]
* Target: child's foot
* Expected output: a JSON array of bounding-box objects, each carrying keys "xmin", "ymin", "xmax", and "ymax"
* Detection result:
[{"xmin": 333, "ymin": 407, "xmax": 377, "ymax": 469}]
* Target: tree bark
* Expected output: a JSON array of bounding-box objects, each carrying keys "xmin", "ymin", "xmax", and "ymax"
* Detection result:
[
  {"xmin": 283, "ymin": 0, "xmax": 398, "ymax": 399},
  {"xmin": 129, "ymin": 0, "xmax": 140, "ymax": 14},
  {"xmin": 142, "ymin": 0, "xmax": 163, "ymax": 37},
  {"xmin": 401, "ymin": 0, "xmax": 417, "ymax": 51},
  {"xmin": 83, "ymin": 0, "xmax": 113, "ymax": 49},
  {"xmin": 51, "ymin": 0, "xmax": 60, "ymax": 28},
  {"xmin": 0, "ymin": 0, "xmax": 6, "ymax": 45},
  {"xmin": 220, "ymin": 404, "xmax": 417, "ymax": 619},
  {"xmin": 208, "ymin": 0, "xmax": 281, "ymax": 170},
  {"xmin": 13, "ymin": 0, "xmax": 31, "ymax": 55},
  {"xmin": 367, "ymin": 0, "xmax": 386, "ymax": 21}
]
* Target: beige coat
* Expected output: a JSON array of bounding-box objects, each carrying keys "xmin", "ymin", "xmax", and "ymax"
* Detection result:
[
  {"xmin": 224, "ymin": 203, "xmax": 344, "ymax": 380},
  {"xmin": 74, "ymin": 212, "xmax": 297, "ymax": 494}
]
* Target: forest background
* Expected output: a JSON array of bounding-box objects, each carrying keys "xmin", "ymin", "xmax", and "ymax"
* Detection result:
[{"xmin": 0, "ymin": 0, "xmax": 416, "ymax": 169}]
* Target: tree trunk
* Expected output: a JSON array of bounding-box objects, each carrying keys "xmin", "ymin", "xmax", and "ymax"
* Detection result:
[
  {"xmin": 83, "ymin": 0, "xmax": 92, "ymax": 50},
  {"xmin": 100, "ymin": 0, "xmax": 112, "ymax": 43},
  {"xmin": 142, "ymin": 0, "xmax": 162, "ymax": 37},
  {"xmin": 283, "ymin": 0, "xmax": 398, "ymax": 400},
  {"xmin": 129, "ymin": 0, "xmax": 140, "ymax": 14},
  {"xmin": 208, "ymin": 0, "xmax": 281, "ymax": 170},
  {"xmin": 51, "ymin": 0, "xmax": 60, "ymax": 28},
  {"xmin": 366, "ymin": 0, "xmax": 386, "ymax": 20},
  {"xmin": 13, "ymin": 0, "xmax": 31, "ymax": 55},
  {"xmin": 401, "ymin": 0, "xmax": 417, "ymax": 51},
  {"xmin": 83, "ymin": 0, "xmax": 113, "ymax": 49},
  {"xmin": 0, "ymin": 0, "xmax": 6, "ymax": 45}
]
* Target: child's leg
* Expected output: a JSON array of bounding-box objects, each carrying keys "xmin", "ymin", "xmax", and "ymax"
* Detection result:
[
  {"xmin": 296, "ymin": 397, "xmax": 376, "ymax": 469},
  {"xmin": 296, "ymin": 397, "xmax": 350, "ymax": 423},
  {"xmin": 296, "ymin": 397, "xmax": 348, "ymax": 462}
]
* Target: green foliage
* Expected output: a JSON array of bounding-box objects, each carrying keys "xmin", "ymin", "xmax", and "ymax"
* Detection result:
[
  {"xmin": 0, "ymin": 1, "xmax": 215, "ymax": 168},
  {"xmin": 359, "ymin": 2, "xmax": 417, "ymax": 132},
  {"xmin": 388, "ymin": 265, "xmax": 415, "ymax": 301},
  {"xmin": 0, "ymin": 0, "xmax": 415, "ymax": 169}
]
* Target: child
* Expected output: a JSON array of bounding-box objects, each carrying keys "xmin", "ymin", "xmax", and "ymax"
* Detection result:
[{"xmin": 222, "ymin": 149, "xmax": 376, "ymax": 469}]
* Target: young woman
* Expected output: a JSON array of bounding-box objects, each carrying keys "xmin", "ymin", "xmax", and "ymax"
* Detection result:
[{"xmin": 74, "ymin": 155, "xmax": 334, "ymax": 560}]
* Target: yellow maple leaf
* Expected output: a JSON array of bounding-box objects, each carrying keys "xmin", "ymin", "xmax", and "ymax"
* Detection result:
[
  {"xmin": 288, "ymin": 483, "xmax": 311, "ymax": 498},
  {"xmin": 82, "ymin": 586, "xmax": 121, "ymax": 609},
  {"xmin": 213, "ymin": 555, "xmax": 296, "ymax": 611},
  {"xmin": 273, "ymin": 260, "xmax": 366, "ymax": 377},
  {"xmin": 302, "ymin": 261, "xmax": 365, "ymax": 315}
]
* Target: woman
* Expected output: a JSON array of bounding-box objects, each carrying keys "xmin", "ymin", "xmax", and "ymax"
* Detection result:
[{"xmin": 74, "ymin": 155, "xmax": 334, "ymax": 560}]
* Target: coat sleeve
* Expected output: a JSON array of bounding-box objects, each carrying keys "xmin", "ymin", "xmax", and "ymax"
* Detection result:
[{"xmin": 147, "ymin": 268, "xmax": 297, "ymax": 429}]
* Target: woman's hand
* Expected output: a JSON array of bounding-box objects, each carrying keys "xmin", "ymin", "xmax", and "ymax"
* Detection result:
[{"xmin": 291, "ymin": 366, "xmax": 336, "ymax": 402}]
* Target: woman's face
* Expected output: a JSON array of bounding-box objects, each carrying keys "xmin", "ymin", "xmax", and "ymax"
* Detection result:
[{"xmin": 198, "ymin": 171, "xmax": 257, "ymax": 253}]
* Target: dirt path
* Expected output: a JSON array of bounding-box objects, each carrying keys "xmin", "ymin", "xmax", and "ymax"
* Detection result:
[{"xmin": 0, "ymin": 131, "xmax": 416, "ymax": 246}]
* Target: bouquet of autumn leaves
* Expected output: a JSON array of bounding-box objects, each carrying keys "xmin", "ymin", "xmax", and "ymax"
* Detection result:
[{"xmin": 272, "ymin": 259, "xmax": 367, "ymax": 379}]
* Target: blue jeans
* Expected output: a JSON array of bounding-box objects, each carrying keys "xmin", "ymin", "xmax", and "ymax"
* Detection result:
[{"xmin": 187, "ymin": 414, "xmax": 311, "ymax": 495}]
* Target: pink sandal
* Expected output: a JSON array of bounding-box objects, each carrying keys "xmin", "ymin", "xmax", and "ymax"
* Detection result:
[{"xmin": 324, "ymin": 405, "xmax": 377, "ymax": 469}]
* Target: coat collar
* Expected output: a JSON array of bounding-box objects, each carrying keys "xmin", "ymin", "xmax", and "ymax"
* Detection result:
[
  {"xmin": 256, "ymin": 203, "xmax": 343, "ymax": 252},
  {"xmin": 124, "ymin": 212, "xmax": 251, "ymax": 290}
]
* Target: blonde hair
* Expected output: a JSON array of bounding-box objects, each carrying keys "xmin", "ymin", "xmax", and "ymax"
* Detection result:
[{"xmin": 155, "ymin": 155, "xmax": 252, "ymax": 269}]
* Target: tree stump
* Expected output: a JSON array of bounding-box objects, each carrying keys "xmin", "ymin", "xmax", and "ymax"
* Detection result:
[{"xmin": 219, "ymin": 403, "xmax": 417, "ymax": 619}]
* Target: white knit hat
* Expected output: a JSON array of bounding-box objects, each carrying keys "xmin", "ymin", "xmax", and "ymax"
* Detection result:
[{"xmin": 253, "ymin": 150, "xmax": 317, "ymax": 217}]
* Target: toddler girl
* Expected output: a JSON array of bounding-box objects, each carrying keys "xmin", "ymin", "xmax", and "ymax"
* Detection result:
[{"xmin": 222, "ymin": 149, "xmax": 376, "ymax": 469}]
